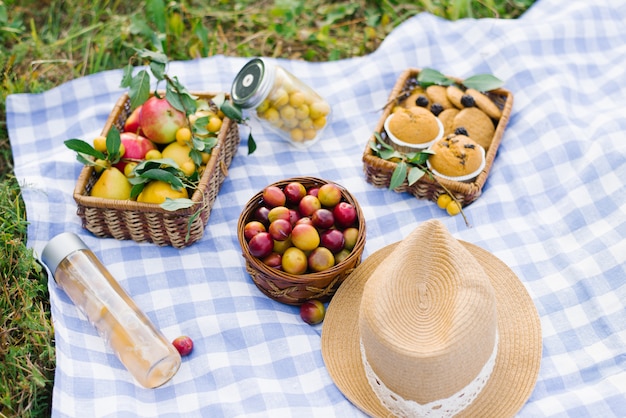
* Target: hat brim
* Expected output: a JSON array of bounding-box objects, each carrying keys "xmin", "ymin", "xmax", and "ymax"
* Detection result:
[{"xmin": 321, "ymin": 240, "xmax": 542, "ymax": 418}]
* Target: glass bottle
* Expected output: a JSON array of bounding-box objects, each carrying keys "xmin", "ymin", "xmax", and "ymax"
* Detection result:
[
  {"xmin": 41, "ymin": 232, "xmax": 181, "ymax": 389},
  {"xmin": 231, "ymin": 57, "xmax": 331, "ymax": 148}
]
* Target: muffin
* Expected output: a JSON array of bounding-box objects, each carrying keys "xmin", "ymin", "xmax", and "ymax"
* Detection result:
[
  {"xmin": 384, "ymin": 107, "xmax": 443, "ymax": 152},
  {"xmin": 427, "ymin": 134, "xmax": 485, "ymax": 181}
]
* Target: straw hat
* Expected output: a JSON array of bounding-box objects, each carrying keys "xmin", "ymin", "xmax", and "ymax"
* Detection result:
[{"xmin": 321, "ymin": 219, "xmax": 541, "ymax": 417}]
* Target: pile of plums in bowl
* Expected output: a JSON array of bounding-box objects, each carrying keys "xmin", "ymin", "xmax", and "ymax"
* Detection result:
[{"xmin": 237, "ymin": 177, "xmax": 366, "ymax": 305}]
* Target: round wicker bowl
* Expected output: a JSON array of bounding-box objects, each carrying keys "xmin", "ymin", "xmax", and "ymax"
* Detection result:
[{"xmin": 237, "ymin": 177, "xmax": 366, "ymax": 305}]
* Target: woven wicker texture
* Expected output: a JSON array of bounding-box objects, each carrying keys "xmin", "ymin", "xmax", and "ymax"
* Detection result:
[
  {"xmin": 362, "ymin": 68, "xmax": 513, "ymax": 206},
  {"xmin": 237, "ymin": 177, "xmax": 366, "ymax": 305},
  {"xmin": 73, "ymin": 92, "xmax": 240, "ymax": 248}
]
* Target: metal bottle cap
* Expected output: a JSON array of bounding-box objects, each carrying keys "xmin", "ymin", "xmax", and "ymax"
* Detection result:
[
  {"xmin": 41, "ymin": 232, "xmax": 89, "ymax": 277},
  {"xmin": 231, "ymin": 58, "xmax": 275, "ymax": 109}
]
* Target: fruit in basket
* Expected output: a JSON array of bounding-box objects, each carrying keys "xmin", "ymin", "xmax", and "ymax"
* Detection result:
[
  {"xmin": 311, "ymin": 208, "xmax": 334, "ymax": 230},
  {"xmin": 262, "ymin": 185, "xmax": 286, "ymax": 208},
  {"xmin": 268, "ymin": 218, "xmax": 292, "ymax": 241},
  {"xmin": 90, "ymin": 167, "xmax": 132, "ymax": 200},
  {"xmin": 267, "ymin": 206, "xmax": 290, "ymax": 223},
  {"xmin": 114, "ymin": 132, "xmax": 157, "ymax": 171},
  {"xmin": 299, "ymin": 300, "xmax": 325, "ymax": 325},
  {"xmin": 308, "ymin": 247, "xmax": 335, "ymax": 272},
  {"xmin": 248, "ymin": 232, "xmax": 274, "ymax": 258},
  {"xmin": 284, "ymin": 182, "xmax": 306, "ymax": 205},
  {"xmin": 242, "ymin": 180, "xmax": 362, "ymax": 275},
  {"xmin": 282, "ymin": 247, "xmax": 308, "ymax": 274},
  {"xmin": 298, "ymin": 195, "xmax": 321, "ymax": 217},
  {"xmin": 343, "ymin": 227, "xmax": 359, "ymax": 251},
  {"xmin": 139, "ymin": 96, "xmax": 186, "ymax": 144},
  {"xmin": 262, "ymin": 252, "xmax": 282, "ymax": 269},
  {"xmin": 244, "ymin": 221, "xmax": 266, "ymax": 241},
  {"xmin": 332, "ymin": 202, "xmax": 357, "ymax": 228},
  {"xmin": 291, "ymin": 223, "xmax": 320, "ymax": 252},
  {"xmin": 123, "ymin": 105, "xmax": 142, "ymax": 134},
  {"xmin": 317, "ymin": 183, "xmax": 342, "ymax": 208},
  {"xmin": 136, "ymin": 180, "xmax": 189, "ymax": 204},
  {"xmin": 162, "ymin": 142, "xmax": 194, "ymax": 168},
  {"xmin": 320, "ymin": 229, "xmax": 345, "ymax": 254}
]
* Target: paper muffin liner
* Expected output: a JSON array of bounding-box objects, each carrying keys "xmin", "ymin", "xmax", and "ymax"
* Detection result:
[
  {"xmin": 384, "ymin": 114, "xmax": 444, "ymax": 153},
  {"xmin": 426, "ymin": 143, "xmax": 486, "ymax": 183}
]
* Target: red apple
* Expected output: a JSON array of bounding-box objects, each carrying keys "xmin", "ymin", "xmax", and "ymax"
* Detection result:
[
  {"xmin": 333, "ymin": 202, "xmax": 357, "ymax": 229},
  {"xmin": 123, "ymin": 105, "xmax": 142, "ymax": 134},
  {"xmin": 114, "ymin": 132, "xmax": 157, "ymax": 171},
  {"xmin": 139, "ymin": 96, "xmax": 186, "ymax": 144}
]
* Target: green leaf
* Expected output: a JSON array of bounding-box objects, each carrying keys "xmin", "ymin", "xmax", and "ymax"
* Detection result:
[
  {"xmin": 220, "ymin": 100, "xmax": 243, "ymax": 122},
  {"xmin": 407, "ymin": 166, "xmax": 426, "ymax": 185},
  {"xmin": 165, "ymin": 86, "xmax": 185, "ymax": 113},
  {"xmin": 189, "ymin": 148, "xmax": 203, "ymax": 166},
  {"xmin": 211, "ymin": 93, "xmax": 225, "ymax": 109},
  {"xmin": 134, "ymin": 158, "xmax": 180, "ymax": 173},
  {"xmin": 135, "ymin": 48, "xmax": 169, "ymax": 64},
  {"xmin": 418, "ymin": 68, "xmax": 454, "ymax": 87},
  {"xmin": 406, "ymin": 149, "xmax": 434, "ymax": 166},
  {"xmin": 149, "ymin": 61, "xmax": 166, "ymax": 81},
  {"xmin": 139, "ymin": 168, "xmax": 184, "ymax": 190},
  {"xmin": 247, "ymin": 132, "xmax": 257, "ymax": 155},
  {"xmin": 160, "ymin": 198, "xmax": 195, "ymax": 211},
  {"xmin": 389, "ymin": 161, "xmax": 407, "ymax": 190},
  {"xmin": 130, "ymin": 183, "xmax": 145, "ymax": 199},
  {"xmin": 146, "ymin": 0, "xmax": 167, "ymax": 33},
  {"xmin": 105, "ymin": 126, "xmax": 121, "ymax": 161},
  {"xmin": 120, "ymin": 63, "xmax": 134, "ymax": 88},
  {"xmin": 193, "ymin": 116, "xmax": 210, "ymax": 135},
  {"xmin": 462, "ymin": 74, "xmax": 504, "ymax": 91},
  {"xmin": 64, "ymin": 139, "xmax": 105, "ymax": 160},
  {"xmin": 129, "ymin": 69, "xmax": 151, "ymax": 110}
]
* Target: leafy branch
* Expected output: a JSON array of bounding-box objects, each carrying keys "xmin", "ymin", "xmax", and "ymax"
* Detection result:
[
  {"xmin": 121, "ymin": 48, "xmax": 257, "ymax": 154},
  {"xmin": 382, "ymin": 67, "xmax": 504, "ymax": 111},
  {"xmin": 369, "ymin": 133, "xmax": 470, "ymax": 227}
]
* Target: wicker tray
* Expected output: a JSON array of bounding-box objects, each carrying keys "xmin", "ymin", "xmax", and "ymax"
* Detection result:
[
  {"xmin": 73, "ymin": 92, "xmax": 240, "ymax": 248},
  {"xmin": 363, "ymin": 68, "xmax": 513, "ymax": 206},
  {"xmin": 237, "ymin": 177, "xmax": 366, "ymax": 305}
]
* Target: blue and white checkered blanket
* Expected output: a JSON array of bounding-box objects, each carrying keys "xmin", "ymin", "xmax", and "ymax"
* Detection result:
[{"xmin": 7, "ymin": 0, "xmax": 626, "ymax": 416}]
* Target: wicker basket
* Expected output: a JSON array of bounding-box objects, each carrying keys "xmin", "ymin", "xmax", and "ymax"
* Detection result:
[
  {"xmin": 73, "ymin": 92, "xmax": 241, "ymax": 248},
  {"xmin": 363, "ymin": 68, "xmax": 514, "ymax": 206},
  {"xmin": 237, "ymin": 177, "xmax": 366, "ymax": 305}
]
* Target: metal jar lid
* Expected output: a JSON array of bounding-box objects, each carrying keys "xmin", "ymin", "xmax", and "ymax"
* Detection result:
[
  {"xmin": 41, "ymin": 232, "xmax": 89, "ymax": 276},
  {"xmin": 231, "ymin": 58, "xmax": 276, "ymax": 109}
]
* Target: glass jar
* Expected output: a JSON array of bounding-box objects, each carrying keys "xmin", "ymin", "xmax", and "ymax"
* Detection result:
[
  {"xmin": 231, "ymin": 57, "xmax": 331, "ymax": 148},
  {"xmin": 41, "ymin": 232, "xmax": 181, "ymax": 388}
]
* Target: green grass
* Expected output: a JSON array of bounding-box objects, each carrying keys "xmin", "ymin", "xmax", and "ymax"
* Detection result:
[{"xmin": 0, "ymin": 0, "xmax": 535, "ymax": 415}]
